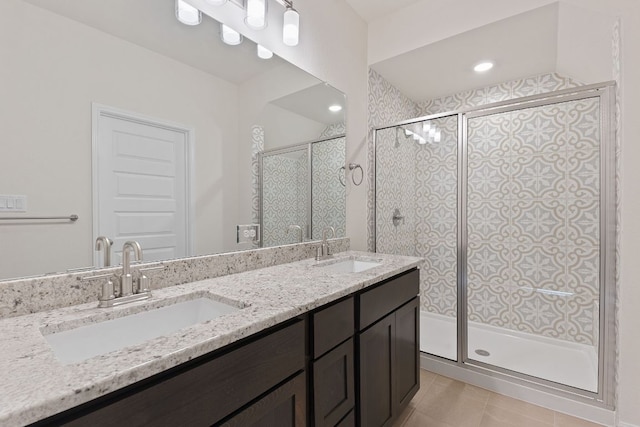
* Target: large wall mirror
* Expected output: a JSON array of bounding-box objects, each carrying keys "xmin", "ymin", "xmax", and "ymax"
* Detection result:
[{"xmin": 0, "ymin": 0, "xmax": 346, "ymax": 281}]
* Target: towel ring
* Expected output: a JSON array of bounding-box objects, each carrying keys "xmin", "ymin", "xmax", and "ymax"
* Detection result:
[
  {"xmin": 348, "ymin": 163, "xmax": 363, "ymax": 186},
  {"xmin": 338, "ymin": 166, "xmax": 346, "ymax": 186}
]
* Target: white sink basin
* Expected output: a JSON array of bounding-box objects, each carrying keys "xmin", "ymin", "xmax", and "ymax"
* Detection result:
[
  {"xmin": 43, "ymin": 297, "xmax": 241, "ymax": 364},
  {"xmin": 317, "ymin": 258, "xmax": 382, "ymax": 273}
]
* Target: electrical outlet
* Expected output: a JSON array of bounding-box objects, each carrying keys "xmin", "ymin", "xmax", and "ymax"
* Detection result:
[
  {"xmin": 237, "ymin": 224, "xmax": 260, "ymax": 244},
  {"xmin": 0, "ymin": 195, "xmax": 27, "ymax": 212}
]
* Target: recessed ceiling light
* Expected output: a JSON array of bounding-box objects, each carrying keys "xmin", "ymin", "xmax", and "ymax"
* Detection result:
[
  {"xmin": 474, "ymin": 61, "xmax": 494, "ymax": 73},
  {"xmin": 328, "ymin": 105, "xmax": 342, "ymax": 112}
]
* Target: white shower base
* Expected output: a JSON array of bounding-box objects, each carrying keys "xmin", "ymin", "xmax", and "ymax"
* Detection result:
[{"xmin": 420, "ymin": 311, "xmax": 598, "ymax": 392}]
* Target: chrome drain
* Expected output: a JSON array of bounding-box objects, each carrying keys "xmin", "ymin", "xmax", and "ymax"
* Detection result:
[{"xmin": 475, "ymin": 349, "xmax": 490, "ymax": 357}]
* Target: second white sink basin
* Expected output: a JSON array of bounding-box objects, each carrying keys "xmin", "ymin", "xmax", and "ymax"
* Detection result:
[
  {"xmin": 43, "ymin": 296, "xmax": 242, "ymax": 365},
  {"xmin": 317, "ymin": 258, "xmax": 382, "ymax": 273}
]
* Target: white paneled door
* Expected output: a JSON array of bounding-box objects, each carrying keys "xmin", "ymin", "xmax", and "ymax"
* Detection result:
[{"xmin": 93, "ymin": 105, "xmax": 192, "ymax": 266}]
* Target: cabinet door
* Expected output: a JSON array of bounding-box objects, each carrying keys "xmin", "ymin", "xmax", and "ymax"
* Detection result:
[
  {"xmin": 313, "ymin": 338, "xmax": 355, "ymax": 426},
  {"xmin": 219, "ymin": 373, "xmax": 306, "ymax": 427},
  {"xmin": 357, "ymin": 313, "xmax": 395, "ymax": 427},
  {"xmin": 394, "ymin": 297, "xmax": 419, "ymax": 410}
]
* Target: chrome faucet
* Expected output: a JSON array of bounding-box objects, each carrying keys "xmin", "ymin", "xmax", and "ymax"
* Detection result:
[
  {"xmin": 95, "ymin": 236, "xmax": 112, "ymax": 267},
  {"xmin": 316, "ymin": 226, "xmax": 336, "ymax": 261},
  {"xmin": 287, "ymin": 224, "xmax": 304, "ymax": 243},
  {"xmin": 121, "ymin": 241, "xmax": 143, "ymax": 296}
]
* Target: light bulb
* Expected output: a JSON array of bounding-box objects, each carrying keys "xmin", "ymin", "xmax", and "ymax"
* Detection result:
[
  {"xmin": 221, "ymin": 24, "xmax": 242, "ymax": 45},
  {"xmin": 328, "ymin": 105, "xmax": 342, "ymax": 112},
  {"xmin": 246, "ymin": 0, "xmax": 267, "ymax": 29},
  {"xmin": 257, "ymin": 44, "xmax": 273, "ymax": 59},
  {"xmin": 283, "ymin": 7, "xmax": 299, "ymax": 46},
  {"xmin": 176, "ymin": 0, "xmax": 201, "ymax": 26},
  {"xmin": 474, "ymin": 61, "xmax": 494, "ymax": 72}
]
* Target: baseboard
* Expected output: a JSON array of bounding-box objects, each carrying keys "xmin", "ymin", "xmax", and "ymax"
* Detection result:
[{"xmin": 421, "ymin": 354, "xmax": 616, "ymax": 426}]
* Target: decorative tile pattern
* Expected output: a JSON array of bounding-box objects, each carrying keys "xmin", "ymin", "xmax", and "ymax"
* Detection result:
[
  {"xmin": 261, "ymin": 151, "xmax": 309, "ymax": 247},
  {"xmin": 466, "ymin": 97, "xmax": 602, "ymax": 345},
  {"xmin": 312, "ymin": 137, "xmax": 346, "ymax": 239},
  {"xmin": 250, "ymin": 125, "xmax": 265, "ymax": 225},
  {"xmin": 370, "ymin": 70, "xmax": 604, "ymax": 346}
]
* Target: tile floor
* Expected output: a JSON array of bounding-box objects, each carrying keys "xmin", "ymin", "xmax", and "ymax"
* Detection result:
[{"xmin": 393, "ymin": 370, "xmax": 604, "ymax": 427}]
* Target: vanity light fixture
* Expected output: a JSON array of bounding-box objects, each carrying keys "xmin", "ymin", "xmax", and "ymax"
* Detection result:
[
  {"xmin": 175, "ymin": 0, "xmax": 202, "ymax": 26},
  {"xmin": 221, "ymin": 24, "xmax": 243, "ymax": 45},
  {"xmin": 257, "ymin": 44, "xmax": 273, "ymax": 59},
  {"xmin": 474, "ymin": 61, "xmax": 494, "ymax": 72},
  {"xmin": 283, "ymin": 1, "xmax": 300, "ymax": 46},
  {"xmin": 328, "ymin": 105, "xmax": 342, "ymax": 112},
  {"xmin": 246, "ymin": 0, "xmax": 267, "ymax": 30}
]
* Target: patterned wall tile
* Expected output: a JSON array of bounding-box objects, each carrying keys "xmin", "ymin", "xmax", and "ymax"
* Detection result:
[
  {"xmin": 369, "ymin": 70, "xmax": 602, "ymax": 346},
  {"xmin": 511, "ymin": 287, "xmax": 566, "ymax": 339},
  {"xmin": 511, "ymin": 199, "xmax": 565, "ymax": 246},
  {"xmin": 512, "ymin": 244, "xmax": 565, "ymax": 291},
  {"xmin": 467, "ymin": 241, "xmax": 511, "ymax": 287},
  {"xmin": 467, "ymin": 199, "xmax": 511, "ymax": 243},
  {"xmin": 312, "ymin": 136, "xmax": 346, "ymax": 239},
  {"xmin": 563, "ymin": 245, "xmax": 600, "ymax": 297},
  {"xmin": 467, "ymin": 285, "xmax": 511, "ymax": 327}
]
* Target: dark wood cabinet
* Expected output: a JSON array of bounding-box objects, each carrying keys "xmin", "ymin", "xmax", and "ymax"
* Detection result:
[
  {"xmin": 219, "ymin": 373, "xmax": 306, "ymax": 427},
  {"xmin": 356, "ymin": 269, "xmax": 420, "ymax": 427},
  {"xmin": 312, "ymin": 338, "xmax": 355, "ymax": 426},
  {"xmin": 358, "ymin": 312, "xmax": 395, "ymax": 427},
  {"xmin": 395, "ymin": 297, "xmax": 420, "ymax": 410}
]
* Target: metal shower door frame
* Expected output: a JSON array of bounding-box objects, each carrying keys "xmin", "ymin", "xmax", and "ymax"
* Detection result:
[{"xmin": 372, "ymin": 81, "xmax": 617, "ymax": 408}]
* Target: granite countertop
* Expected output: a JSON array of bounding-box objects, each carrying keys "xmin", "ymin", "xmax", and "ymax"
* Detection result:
[{"xmin": 0, "ymin": 251, "xmax": 421, "ymax": 426}]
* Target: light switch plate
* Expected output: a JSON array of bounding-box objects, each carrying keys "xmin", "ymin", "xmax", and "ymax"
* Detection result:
[
  {"xmin": 0, "ymin": 195, "xmax": 27, "ymax": 212},
  {"xmin": 237, "ymin": 224, "xmax": 260, "ymax": 244}
]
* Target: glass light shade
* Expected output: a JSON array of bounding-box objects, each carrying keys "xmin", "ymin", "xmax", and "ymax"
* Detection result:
[
  {"xmin": 283, "ymin": 7, "xmax": 299, "ymax": 46},
  {"xmin": 176, "ymin": 0, "xmax": 201, "ymax": 26},
  {"xmin": 205, "ymin": 0, "xmax": 227, "ymax": 5},
  {"xmin": 221, "ymin": 24, "xmax": 243, "ymax": 45},
  {"xmin": 423, "ymin": 122, "xmax": 431, "ymax": 133},
  {"xmin": 429, "ymin": 127, "xmax": 436, "ymax": 138},
  {"xmin": 246, "ymin": 0, "xmax": 267, "ymax": 29},
  {"xmin": 257, "ymin": 44, "xmax": 273, "ymax": 59},
  {"xmin": 434, "ymin": 130, "xmax": 442, "ymax": 142}
]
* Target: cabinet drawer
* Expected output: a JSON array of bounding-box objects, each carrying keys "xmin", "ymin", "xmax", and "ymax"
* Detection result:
[
  {"xmin": 313, "ymin": 296, "xmax": 354, "ymax": 359},
  {"xmin": 358, "ymin": 269, "xmax": 419, "ymax": 330},
  {"xmin": 313, "ymin": 338, "xmax": 354, "ymax": 426},
  {"xmin": 219, "ymin": 372, "xmax": 306, "ymax": 427},
  {"xmin": 54, "ymin": 320, "xmax": 305, "ymax": 427}
]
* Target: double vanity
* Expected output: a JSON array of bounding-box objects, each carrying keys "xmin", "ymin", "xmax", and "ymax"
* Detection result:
[{"xmin": 0, "ymin": 244, "xmax": 421, "ymax": 426}]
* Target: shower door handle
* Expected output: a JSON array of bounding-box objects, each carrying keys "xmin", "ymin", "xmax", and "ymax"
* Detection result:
[{"xmin": 392, "ymin": 208, "xmax": 405, "ymax": 226}]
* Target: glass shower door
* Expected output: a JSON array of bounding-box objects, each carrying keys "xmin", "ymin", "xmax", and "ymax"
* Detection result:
[
  {"xmin": 465, "ymin": 95, "xmax": 604, "ymax": 392},
  {"xmin": 375, "ymin": 114, "xmax": 459, "ymax": 360}
]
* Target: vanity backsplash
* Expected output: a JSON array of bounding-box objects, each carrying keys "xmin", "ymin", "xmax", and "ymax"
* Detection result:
[{"xmin": 0, "ymin": 239, "xmax": 349, "ymax": 319}]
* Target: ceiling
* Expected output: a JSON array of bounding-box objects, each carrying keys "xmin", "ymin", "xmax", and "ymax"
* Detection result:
[
  {"xmin": 369, "ymin": 4, "xmax": 559, "ymax": 101},
  {"xmin": 271, "ymin": 83, "xmax": 346, "ymax": 125},
  {"xmin": 344, "ymin": 0, "xmax": 424, "ymax": 23},
  {"xmin": 22, "ymin": 0, "xmax": 285, "ymax": 84}
]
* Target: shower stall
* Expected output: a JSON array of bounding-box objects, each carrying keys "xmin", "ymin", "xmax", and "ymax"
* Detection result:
[
  {"xmin": 260, "ymin": 135, "xmax": 346, "ymax": 247},
  {"xmin": 373, "ymin": 83, "xmax": 616, "ymax": 405}
]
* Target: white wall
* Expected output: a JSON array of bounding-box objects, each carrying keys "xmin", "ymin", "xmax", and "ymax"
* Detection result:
[
  {"xmin": 369, "ymin": 0, "xmax": 640, "ymax": 425},
  {"xmin": 0, "ymin": 0, "xmax": 240, "ymax": 279}
]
